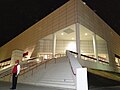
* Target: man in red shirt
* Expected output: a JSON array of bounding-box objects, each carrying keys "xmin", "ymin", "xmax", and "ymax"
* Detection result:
[{"xmin": 10, "ymin": 60, "xmax": 20, "ymax": 89}]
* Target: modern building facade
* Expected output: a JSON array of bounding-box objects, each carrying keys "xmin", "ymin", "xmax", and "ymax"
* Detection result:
[{"xmin": 0, "ymin": 0, "xmax": 120, "ymax": 72}]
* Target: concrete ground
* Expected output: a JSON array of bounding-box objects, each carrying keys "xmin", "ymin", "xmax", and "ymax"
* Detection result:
[
  {"xmin": 0, "ymin": 81, "xmax": 74, "ymax": 90},
  {"xmin": 0, "ymin": 69, "xmax": 120, "ymax": 90},
  {"xmin": 0, "ymin": 81, "xmax": 120, "ymax": 90}
]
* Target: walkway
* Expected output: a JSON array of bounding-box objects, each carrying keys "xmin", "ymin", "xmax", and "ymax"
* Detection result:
[
  {"xmin": 0, "ymin": 81, "xmax": 120, "ymax": 90},
  {"xmin": 0, "ymin": 81, "xmax": 73, "ymax": 90}
]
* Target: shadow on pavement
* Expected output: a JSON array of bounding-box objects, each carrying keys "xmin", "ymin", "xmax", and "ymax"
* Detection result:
[{"xmin": 88, "ymin": 71, "xmax": 120, "ymax": 90}]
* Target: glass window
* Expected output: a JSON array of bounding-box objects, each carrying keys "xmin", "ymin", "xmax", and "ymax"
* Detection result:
[
  {"xmin": 96, "ymin": 35, "xmax": 109, "ymax": 62},
  {"xmin": 31, "ymin": 34, "xmax": 53, "ymax": 59},
  {"xmin": 80, "ymin": 25, "xmax": 94, "ymax": 57},
  {"xmin": 80, "ymin": 24, "xmax": 109, "ymax": 62},
  {"xmin": 56, "ymin": 24, "xmax": 76, "ymax": 54},
  {"xmin": 115, "ymin": 55, "xmax": 120, "ymax": 66}
]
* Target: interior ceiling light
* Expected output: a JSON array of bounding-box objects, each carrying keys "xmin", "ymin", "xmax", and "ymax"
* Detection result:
[
  {"xmin": 61, "ymin": 33, "xmax": 64, "ymax": 35},
  {"xmin": 85, "ymin": 33, "xmax": 88, "ymax": 36},
  {"xmin": 83, "ymin": 2, "xmax": 86, "ymax": 5},
  {"xmin": 72, "ymin": 38, "xmax": 74, "ymax": 40}
]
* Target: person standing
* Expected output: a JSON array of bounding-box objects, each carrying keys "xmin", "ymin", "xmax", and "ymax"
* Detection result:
[{"xmin": 10, "ymin": 60, "xmax": 20, "ymax": 89}]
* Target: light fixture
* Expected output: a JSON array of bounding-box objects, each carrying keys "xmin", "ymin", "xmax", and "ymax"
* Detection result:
[
  {"xmin": 36, "ymin": 59, "xmax": 40, "ymax": 62},
  {"xmin": 85, "ymin": 33, "xmax": 88, "ymax": 36},
  {"xmin": 72, "ymin": 38, "xmax": 74, "ymax": 40},
  {"xmin": 83, "ymin": 2, "xmax": 86, "ymax": 5},
  {"xmin": 61, "ymin": 33, "xmax": 64, "ymax": 35}
]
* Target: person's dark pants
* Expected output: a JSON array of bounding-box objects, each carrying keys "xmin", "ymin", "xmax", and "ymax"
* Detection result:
[{"xmin": 11, "ymin": 73, "xmax": 18, "ymax": 89}]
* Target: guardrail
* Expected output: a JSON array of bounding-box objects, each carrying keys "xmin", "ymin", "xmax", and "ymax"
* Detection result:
[
  {"xmin": 68, "ymin": 50, "xmax": 109, "ymax": 65},
  {"xmin": 66, "ymin": 50, "xmax": 88, "ymax": 90},
  {"xmin": 81, "ymin": 54, "xmax": 109, "ymax": 64},
  {"xmin": 0, "ymin": 54, "xmax": 65, "ymax": 81},
  {"xmin": 0, "ymin": 52, "xmax": 119, "ymax": 82},
  {"xmin": 0, "ymin": 59, "xmax": 46, "ymax": 77},
  {"xmin": 66, "ymin": 50, "xmax": 82, "ymax": 75},
  {"xmin": 0, "ymin": 60, "xmax": 11, "ymax": 69}
]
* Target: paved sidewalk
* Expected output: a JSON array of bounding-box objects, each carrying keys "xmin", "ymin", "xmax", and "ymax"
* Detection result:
[
  {"xmin": 0, "ymin": 81, "xmax": 73, "ymax": 90},
  {"xmin": 0, "ymin": 81, "xmax": 120, "ymax": 90}
]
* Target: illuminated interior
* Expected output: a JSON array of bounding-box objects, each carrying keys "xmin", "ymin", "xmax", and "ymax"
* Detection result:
[{"xmin": 31, "ymin": 24, "xmax": 109, "ymax": 62}]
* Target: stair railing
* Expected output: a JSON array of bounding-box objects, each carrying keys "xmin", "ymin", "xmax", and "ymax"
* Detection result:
[
  {"xmin": 66, "ymin": 50, "xmax": 88, "ymax": 90},
  {"xmin": 0, "ymin": 54, "xmax": 64, "ymax": 81}
]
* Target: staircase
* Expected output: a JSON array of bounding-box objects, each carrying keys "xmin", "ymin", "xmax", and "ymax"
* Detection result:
[{"xmin": 18, "ymin": 57, "xmax": 76, "ymax": 89}]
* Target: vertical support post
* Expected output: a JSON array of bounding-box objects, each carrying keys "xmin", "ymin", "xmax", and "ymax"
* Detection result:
[
  {"xmin": 76, "ymin": 68, "xmax": 88, "ymax": 90},
  {"xmin": 92, "ymin": 33, "xmax": 98, "ymax": 61},
  {"xmin": 52, "ymin": 33, "xmax": 56, "ymax": 58},
  {"xmin": 75, "ymin": 23, "xmax": 81, "ymax": 60}
]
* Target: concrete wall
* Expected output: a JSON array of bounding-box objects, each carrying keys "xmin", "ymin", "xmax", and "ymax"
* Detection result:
[
  {"xmin": 0, "ymin": 0, "xmax": 76, "ymax": 61},
  {"xmin": 0, "ymin": 0, "xmax": 120, "ymax": 69},
  {"xmin": 77, "ymin": 0, "xmax": 120, "ymax": 67}
]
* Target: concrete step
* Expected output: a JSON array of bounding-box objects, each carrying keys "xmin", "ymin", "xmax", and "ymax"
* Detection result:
[
  {"xmin": 43, "ymin": 76, "xmax": 73, "ymax": 79},
  {"xmin": 43, "ymin": 74, "xmax": 73, "ymax": 78},
  {"xmin": 36, "ymin": 82, "xmax": 76, "ymax": 89},
  {"xmin": 41, "ymin": 78, "xmax": 74, "ymax": 82},
  {"xmin": 18, "ymin": 57, "xmax": 76, "ymax": 89},
  {"xmin": 39, "ymin": 80, "xmax": 75, "ymax": 85},
  {"xmin": 21, "ymin": 80, "xmax": 76, "ymax": 89}
]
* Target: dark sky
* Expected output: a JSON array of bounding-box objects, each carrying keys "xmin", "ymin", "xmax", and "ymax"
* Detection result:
[
  {"xmin": 0, "ymin": 0, "xmax": 120, "ymax": 47},
  {"xmin": 84, "ymin": 0, "xmax": 120, "ymax": 35}
]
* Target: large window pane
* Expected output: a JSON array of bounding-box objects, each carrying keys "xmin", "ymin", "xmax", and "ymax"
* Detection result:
[
  {"xmin": 31, "ymin": 34, "xmax": 53, "ymax": 59},
  {"xmin": 96, "ymin": 35, "xmax": 109, "ymax": 62},
  {"xmin": 80, "ymin": 25, "xmax": 94, "ymax": 57},
  {"xmin": 56, "ymin": 24, "xmax": 76, "ymax": 54}
]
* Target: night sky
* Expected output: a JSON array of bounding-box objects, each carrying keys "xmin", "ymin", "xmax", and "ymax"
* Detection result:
[{"xmin": 0, "ymin": 0, "xmax": 120, "ymax": 47}]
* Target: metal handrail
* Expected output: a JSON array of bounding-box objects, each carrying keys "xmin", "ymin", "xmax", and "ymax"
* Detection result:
[
  {"xmin": 0, "ymin": 54, "xmax": 64, "ymax": 80},
  {"xmin": 20, "ymin": 58, "xmax": 54, "ymax": 76},
  {"xmin": 68, "ymin": 50, "xmax": 109, "ymax": 62},
  {"xmin": 0, "ymin": 58, "xmax": 52, "ymax": 78},
  {"xmin": 66, "ymin": 50, "xmax": 82, "ymax": 76},
  {"xmin": 0, "ymin": 60, "xmax": 11, "ymax": 69},
  {"xmin": 68, "ymin": 51, "xmax": 120, "ymax": 69}
]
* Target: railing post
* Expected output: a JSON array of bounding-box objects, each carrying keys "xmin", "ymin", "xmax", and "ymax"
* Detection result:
[
  {"xmin": 54, "ymin": 58, "xmax": 56, "ymax": 63},
  {"xmin": 45, "ymin": 62, "xmax": 46, "ymax": 69},
  {"xmin": 76, "ymin": 68, "xmax": 88, "ymax": 90},
  {"xmin": 9, "ymin": 74, "xmax": 11, "ymax": 82},
  {"xmin": 31, "ymin": 69, "xmax": 33, "ymax": 76}
]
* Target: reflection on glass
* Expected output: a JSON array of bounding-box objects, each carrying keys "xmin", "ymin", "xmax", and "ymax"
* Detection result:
[
  {"xmin": 80, "ymin": 24, "xmax": 109, "ymax": 62},
  {"xmin": 96, "ymin": 35, "xmax": 109, "ymax": 62}
]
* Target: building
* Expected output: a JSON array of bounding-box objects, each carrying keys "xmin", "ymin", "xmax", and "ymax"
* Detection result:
[{"xmin": 0, "ymin": 0, "xmax": 120, "ymax": 72}]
